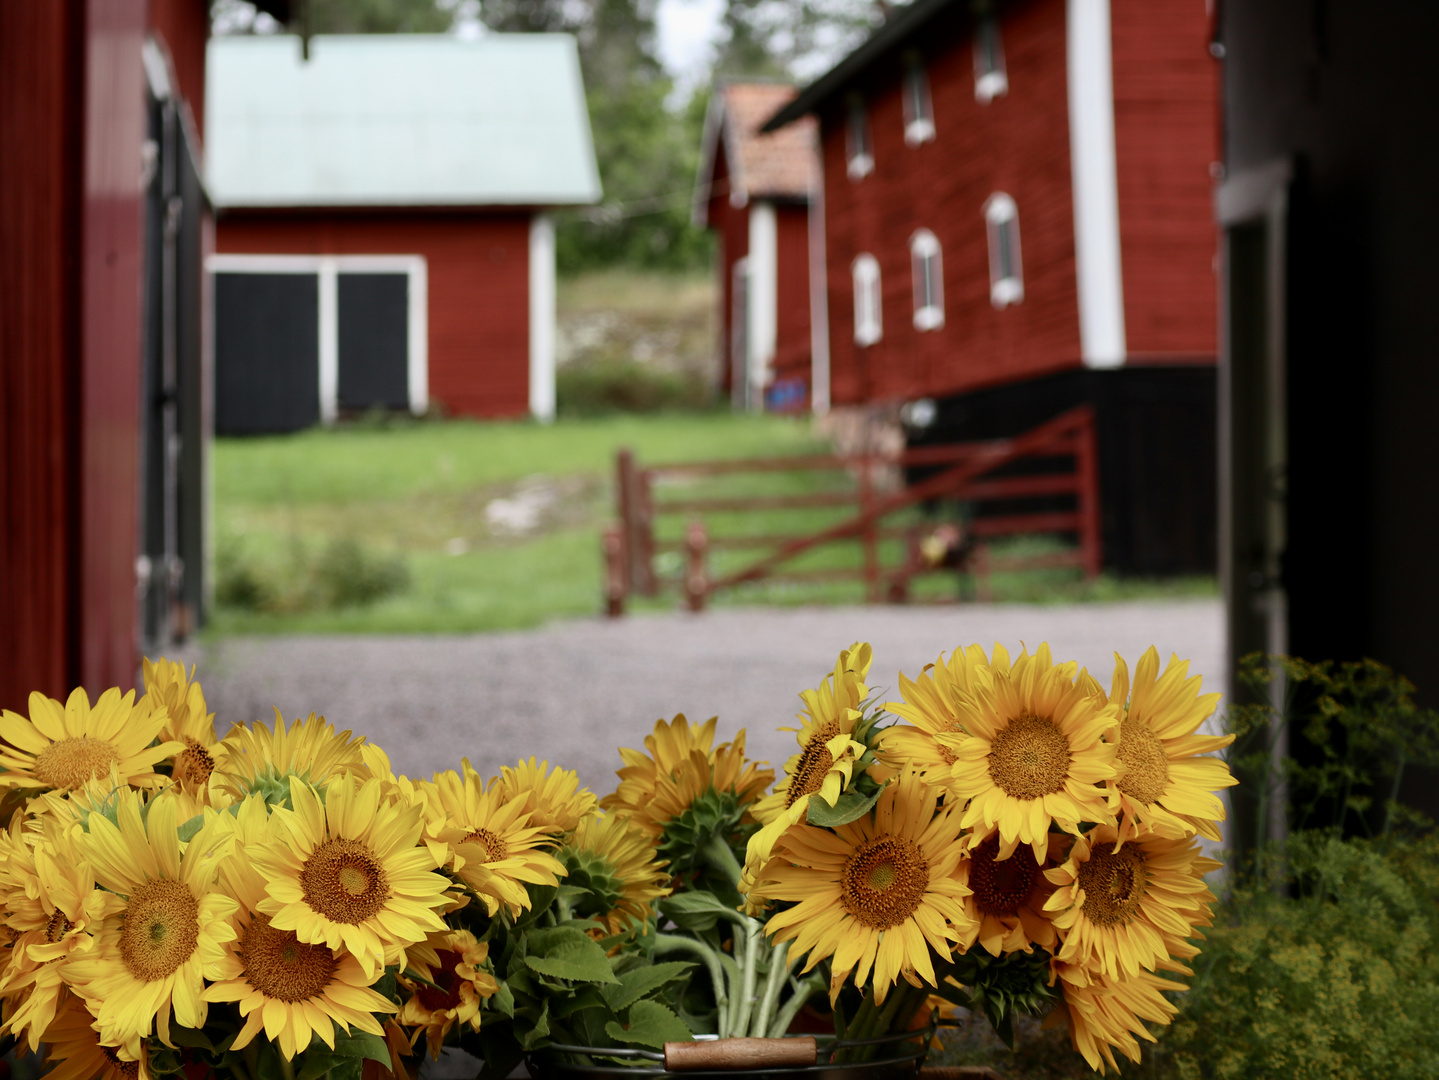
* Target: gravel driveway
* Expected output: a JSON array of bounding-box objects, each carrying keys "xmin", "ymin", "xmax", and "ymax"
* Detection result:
[{"xmin": 180, "ymin": 600, "xmax": 1224, "ymax": 796}]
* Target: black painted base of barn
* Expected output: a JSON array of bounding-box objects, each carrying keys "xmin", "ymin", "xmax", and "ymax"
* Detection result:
[{"xmin": 908, "ymin": 366, "xmax": 1217, "ymax": 577}]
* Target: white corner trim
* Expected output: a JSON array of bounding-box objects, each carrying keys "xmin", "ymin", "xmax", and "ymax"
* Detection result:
[
  {"xmin": 317, "ymin": 258, "xmax": 339, "ymax": 424},
  {"xmin": 747, "ymin": 200, "xmax": 778, "ymax": 404},
  {"xmin": 1067, "ymin": 0, "xmax": 1127, "ymax": 368},
  {"xmin": 528, "ymin": 214, "xmax": 557, "ymax": 422},
  {"xmin": 407, "ymin": 258, "xmax": 428, "ymax": 415}
]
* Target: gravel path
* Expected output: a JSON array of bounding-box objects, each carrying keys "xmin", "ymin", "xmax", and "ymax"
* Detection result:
[{"xmin": 180, "ymin": 600, "xmax": 1224, "ymax": 795}]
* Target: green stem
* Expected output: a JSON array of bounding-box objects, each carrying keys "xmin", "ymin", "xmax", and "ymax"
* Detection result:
[
  {"xmin": 729, "ymin": 917, "xmax": 763, "ymax": 1038},
  {"xmin": 751, "ymin": 939, "xmax": 791, "ymax": 1036},
  {"xmin": 278, "ymin": 1052, "xmax": 297, "ymax": 1080},
  {"xmin": 655, "ymin": 934, "xmax": 730, "ymax": 1037},
  {"xmin": 768, "ymin": 971, "xmax": 824, "ymax": 1039},
  {"xmin": 702, "ymin": 833, "xmax": 745, "ymax": 889}
]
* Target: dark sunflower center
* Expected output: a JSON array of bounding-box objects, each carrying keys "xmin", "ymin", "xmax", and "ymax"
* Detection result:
[
  {"xmin": 102, "ymin": 1047, "xmax": 141, "ymax": 1079},
  {"xmin": 175, "ymin": 736, "xmax": 215, "ymax": 787},
  {"xmin": 45, "ymin": 909, "xmax": 75, "ymax": 943},
  {"xmin": 787, "ymin": 721, "xmax": 841, "ymax": 807},
  {"xmin": 461, "ymin": 828, "xmax": 509, "ymax": 863},
  {"xmin": 841, "ymin": 835, "xmax": 929, "ymax": 929},
  {"xmin": 33, "ymin": 737, "xmax": 120, "ymax": 791},
  {"xmin": 415, "ymin": 948, "xmax": 466, "ymax": 1013},
  {"xmin": 239, "ymin": 912, "xmax": 338, "ymax": 1002},
  {"xmin": 968, "ymin": 835, "xmax": 1041, "ymax": 917},
  {"xmin": 119, "ymin": 878, "xmax": 200, "ymax": 982},
  {"xmin": 987, "ymin": 716, "xmax": 1072, "ymax": 799},
  {"xmin": 1077, "ymin": 844, "xmax": 1149, "ymax": 927},
  {"xmin": 1115, "ymin": 718, "xmax": 1170, "ymax": 805},
  {"xmin": 300, "ymin": 837, "xmax": 390, "ymax": 924}
]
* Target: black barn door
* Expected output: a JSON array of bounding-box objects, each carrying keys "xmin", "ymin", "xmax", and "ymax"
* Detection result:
[
  {"xmin": 338, "ymin": 272, "xmax": 410, "ymax": 412},
  {"xmin": 214, "ymin": 272, "xmax": 320, "ymax": 435}
]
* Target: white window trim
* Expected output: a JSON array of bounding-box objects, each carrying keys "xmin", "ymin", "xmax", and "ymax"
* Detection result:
[
  {"xmin": 852, "ymin": 253, "xmax": 882, "ymax": 346},
  {"xmin": 902, "ymin": 61, "xmax": 936, "ymax": 147},
  {"xmin": 909, "ymin": 229, "xmax": 945, "ymax": 330},
  {"xmin": 529, "ymin": 214, "xmax": 556, "ymax": 422},
  {"xmin": 206, "ymin": 252, "xmax": 429, "ymax": 421},
  {"xmin": 974, "ymin": 17, "xmax": 1010, "ymax": 104},
  {"xmin": 846, "ymin": 101, "xmax": 874, "ymax": 181},
  {"xmin": 983, "ymin": 193, "xmax": 1025, "ymax": 308}
]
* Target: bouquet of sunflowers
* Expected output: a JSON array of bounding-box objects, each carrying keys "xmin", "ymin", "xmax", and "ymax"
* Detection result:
[{"xmin": 0, "ymin": 640, "xmax": 1235, "ymax": 1080}]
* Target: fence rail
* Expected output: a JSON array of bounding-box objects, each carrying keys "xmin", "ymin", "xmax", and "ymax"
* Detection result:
[{"xmin": 603, "ymin": 406, "xmax": 1101, "ymax": 614}]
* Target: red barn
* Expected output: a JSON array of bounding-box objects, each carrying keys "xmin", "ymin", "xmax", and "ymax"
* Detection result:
[
  {"xmin": 206, "ymin": 34, "xmax": 600, "ymax": 430},
  {"xmin": 767, "ymin": 0, "xmax": 1220, "ymax": 573},
  {"xmin": 695, "ymin": 81, "xmax": 818, "ymax": 412}
]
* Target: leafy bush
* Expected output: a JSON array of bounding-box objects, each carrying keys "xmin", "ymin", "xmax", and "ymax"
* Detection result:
[
  {"xmin": 216, "ymin": 533, "xmax": 409, "ymax": 613},
  {"xmin": 556, "ymin": 358, "xmax": 715, "ymax": 417}
]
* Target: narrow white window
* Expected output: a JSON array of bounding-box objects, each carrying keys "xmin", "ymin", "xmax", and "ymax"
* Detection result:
[
  {"xmin": 852, "ymin": 254, "xmax": 882, "ymax": 345},
  {"xmin": 902, "ymin": 55, "xmax": 935, "ymax": 146},
  {"xmin": 973, "ymin": 15, "xmax": 1009, "ymax": 103},
  {"xmin": 846, "ymin": 97, "xmax": 874, "ymax": 180},
  {"xmin": 910, "ymin": 230, "xmax": 945, "ymax": 330},
  {"xmin": 984, "ymin": 193, "xmax": 1024, "ymax": 308}
]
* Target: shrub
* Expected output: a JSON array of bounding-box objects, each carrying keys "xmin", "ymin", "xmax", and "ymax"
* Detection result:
[
  {"xmin": 215, "ymin": 533, "xmax": 409, "ymax": 613},
  {"xmin": 556, "ymin": 357, "xmax": 714, "ymax": 416}
]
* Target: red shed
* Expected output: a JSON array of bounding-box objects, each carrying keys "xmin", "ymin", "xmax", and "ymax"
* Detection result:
[
  {"xmin": 695, "ymin": 82, "xmax": 819, "ymax": 412},
  {"xmin": 767, "ymin": 0, "xmax": 1221, "ymax": 574},
  {"xmin": 206, "ymin": 34, "xmax": 600, "ymax": 430}
]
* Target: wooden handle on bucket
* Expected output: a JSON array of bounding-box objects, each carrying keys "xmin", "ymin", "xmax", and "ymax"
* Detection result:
[{"xmin": 663, "ymin": 1037, "xmax": 818, "ymax": 1071}]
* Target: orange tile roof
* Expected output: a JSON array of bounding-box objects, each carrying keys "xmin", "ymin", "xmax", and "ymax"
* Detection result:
[{"xmin": 721, "ymin": 82, "xmax": 817, "ymax": 200}]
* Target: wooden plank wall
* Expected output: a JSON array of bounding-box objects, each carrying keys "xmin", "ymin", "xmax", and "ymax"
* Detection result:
[
  {"xmin": 704, "ymin": 139, "xmax": 747, "ymax": 397},
  {"xmin": 216, "ymin": 211, "xmax": 535, "ymax": 418},
  {"xmin": 772, "ymin": 202, "xmax": 813, "ymax": 387},
  {"xmin": 820, "ymin": 0, "xmax": 1082, "ymax": 408}
]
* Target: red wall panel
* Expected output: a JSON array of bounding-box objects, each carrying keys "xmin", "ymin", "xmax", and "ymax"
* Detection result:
[
  {"xmin": 148, "ymin": 0, "xmax": 209, "ymax": 143},
  {"xmin": 705, "ymin": 140, "xmax": 748, "ymax": 396},
  {"xmin": 821, "ymin": 0, "xmax": 1082, "ymax": 408},
  {"xmin": 1111, "ymin": 0, "xmax": 1218, "ymax": 358},
  {"xmin": 773, "ymin": 203, "xmax": 812, "ymax": 382},
  {"xmin": 216, "ymin": 211, "xmax": 534, "ymax": 418}
]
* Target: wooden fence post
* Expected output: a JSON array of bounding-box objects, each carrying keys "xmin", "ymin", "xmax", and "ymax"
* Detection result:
[
  {"xmin": 683, "ymin": 521, "xmax": 709, "ymax": 613},
  {"xmin": 602, "ymin": 525, "xmax": 626, "ymax": 618},
  {"xmin": 1074, "ymin": 411, "xmax": 1103, "ymax": 579},
  {"xmin": 615, "ymin": 448, "xmax": 636, "ymax": 597},
  {"xmin": 859, "ymin": 455, "xmax": 880, "ymax": 603}
]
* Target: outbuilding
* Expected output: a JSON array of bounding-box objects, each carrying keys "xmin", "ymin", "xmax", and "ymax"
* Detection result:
[{"xmin": 206, "ymin": 33, "xmax": 600, "ymax": 433}]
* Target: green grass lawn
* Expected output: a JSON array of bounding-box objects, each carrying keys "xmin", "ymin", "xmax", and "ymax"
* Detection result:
[{"xmin": 210, "ymin": 412, "xmax": 1216, "ymax": 636}]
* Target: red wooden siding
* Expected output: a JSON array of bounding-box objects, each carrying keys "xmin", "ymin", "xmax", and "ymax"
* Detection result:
[
  {"xmin": 1111, "ymin": 0, "xmax": 1218, "ymax": 359},
  {"xmin": 705, "ymin": 139, "xmax": 747, "ymax": 396},
  {"xmin": 148, "ymin": 0, "xmax": 209, "ymax": 142},
  {"xmin": 1, "ymin": 0, "xmax": 150, "ymax": 709},
  {"xmin": 771, "ymin": 203, "xmax": 812, "ymax": 387},
  {"xmin": 216, "ymin": 211, "xmax": 534, "ymax": 418},
  {"xmin": 821, "ymin": 0, "xmax": 1082, "ymax": 408}
]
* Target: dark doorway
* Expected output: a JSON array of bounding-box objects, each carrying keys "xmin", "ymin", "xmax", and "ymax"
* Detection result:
[
  {"xmin": 214, "ymin": 272, "xmax": 320, "ymax": 435},
  {"xmin": 338, "ymin": 272, "xmax": 410, "ymax": 412}
]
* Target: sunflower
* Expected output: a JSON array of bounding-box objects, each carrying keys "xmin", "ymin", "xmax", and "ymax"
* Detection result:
[
  {"xmin": 1097, "ymin": 648, "xmax": 1237, "ymax": 843},
  {"xmin": 561, "ymin": 812, "xmax": 670, "ymax": 935},
  {"xmin": 62, "ymin": 791, "xmax": 238, "ymax": 1047},
  {"xmin": 396, "ymin": 928, "xmax": 498, "ymax": 1056},
  {"xmin": 749, "ymin": 769, "xmax": 976, "ymax": 1004},
  {"xmin": 880, "ymin": 644, "xmax": 994, "ymax": 776},
  {"xmin": 492, "ymin": 758, "xmax": 597, "ymax": 836},
  {"xmin": 0, "ymin": 819, "xmax": 106, "ymax": 1051},
  {"xmin": 252, "ymin": 775, "xmax": 450, "ymax": 979},
  {"xmin": 204, "ymin": 796, "xmax": 398, "ymax": 1060},
  {"xmin": 955, "ymin": 832, "xmax": 1067, "ymax": 958},
  {"xmin": 740, "ymin": 645, "xmax": 877, "ymax": 913},
  {"xmin": 0, "ymin": 688, "xmax": 179, "ymax": 794},
  {"xmin": 420, "ymin": 763, "xmax": 566, "ymax": 918},
  {"xmin": 1051, "ymin": 960, "xmax": 1186, "ymax": 1074},
  {"xmin": 39, "ymin": 997, "xmax": 149, "ymax": 1080},
  {"xmin": 214, "ymin": 710, "xmax": 367, "ymax": 805},
  {"xmin": 1043, "ymin": 824, "xmax": 1217, "ymax": 980},
  {"xmin": 140, "ymin": 657, "xmax": 219, "ymax": 796},
  {"xmin": 936, "ymin": 643, "xmax": 1119, "ymax": 863}
]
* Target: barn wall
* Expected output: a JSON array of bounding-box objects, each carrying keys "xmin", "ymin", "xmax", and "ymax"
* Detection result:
[
  {"xmin": 772, "ymin": 202, "xmax": 812, "ymax": 389},
  {"xmin": 0, "ymin": 0, "xmax": 150, "ymax": 709},
  {"xmin": 148, "ymin": 0, "xmax": 208, "ymax": 141},
  {"xmin": 216, "ymin": 210, "xmax": 534, "ymax": 418},
  {"xmin": 1111, "ymin": 0, "xmax": 1218, "ymax": 359},
  {"xmin": 704, "ymin": 139, "xmax": 747, "ymax": 397},
  {"xmin": 821, "ymin": 0, "xmax": 1082, "ymax": 408}
]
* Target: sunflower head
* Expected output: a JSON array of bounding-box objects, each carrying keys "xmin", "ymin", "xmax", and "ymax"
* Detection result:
[
  {"xmin": 1052, "ymin": 960, "xmax": 1186, "ymax": 1074},
  {"xmin": 880, "ymin": 643, "xmax": 996, "ymax": 776},
  {"xmin": 397, "ymin": 928, "xmax": 498, "ymax": 1057},
  {"xmin": 39, "ymin": 996, "xmax": 150, "ymax": 1080},
  {"xmin": 140, "ymin": 657, "xmax": 219, "ymax": 795},
  {"xmin": 560, "ymin": 812, "xmax": 670, "ymax": 936},
  {"xmin": 214, "ymin": 710, "xmax": 367, "ymax": 806},
  {"xmin": 0, "ymin": 687, "xmax": 179, "ymax": 795},
  {"xmin": 939, "ymin": 643, "xmax": 1119, "ymax": 862},
  {"xmin": 492, "ymin": 758, "xmax": 597, "ymax": 837},
  {"xmin": 1096, "ymin": 648, "xmax": 1237, "ymax": 844},
  {"xmin": 955, "ymin": 831, "xmax": 1068, "ymax": 958}
]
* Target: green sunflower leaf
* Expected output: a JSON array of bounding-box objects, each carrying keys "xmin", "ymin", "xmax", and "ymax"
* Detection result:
[
  {"xmin": 329, "ymin": 1028, "xmax": 392, "ymax": 1067},
  {"xmin": 604, "ymin": 999, "xmax": 693, "ymax": 1049},
  {"xmin": 601, "ymin": 961, "xmax": 695, "ymax": 1012},
  {"xmin": 658, "ymin": 890, "xmax": 742, "ymax": 932},
  {"xmin": 806, "ymin": 785, "xmax": 882, "ymax": 828},
  {"xmin": 525, "ymin": 926, "xmax": 620, "ymax": 984}
]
